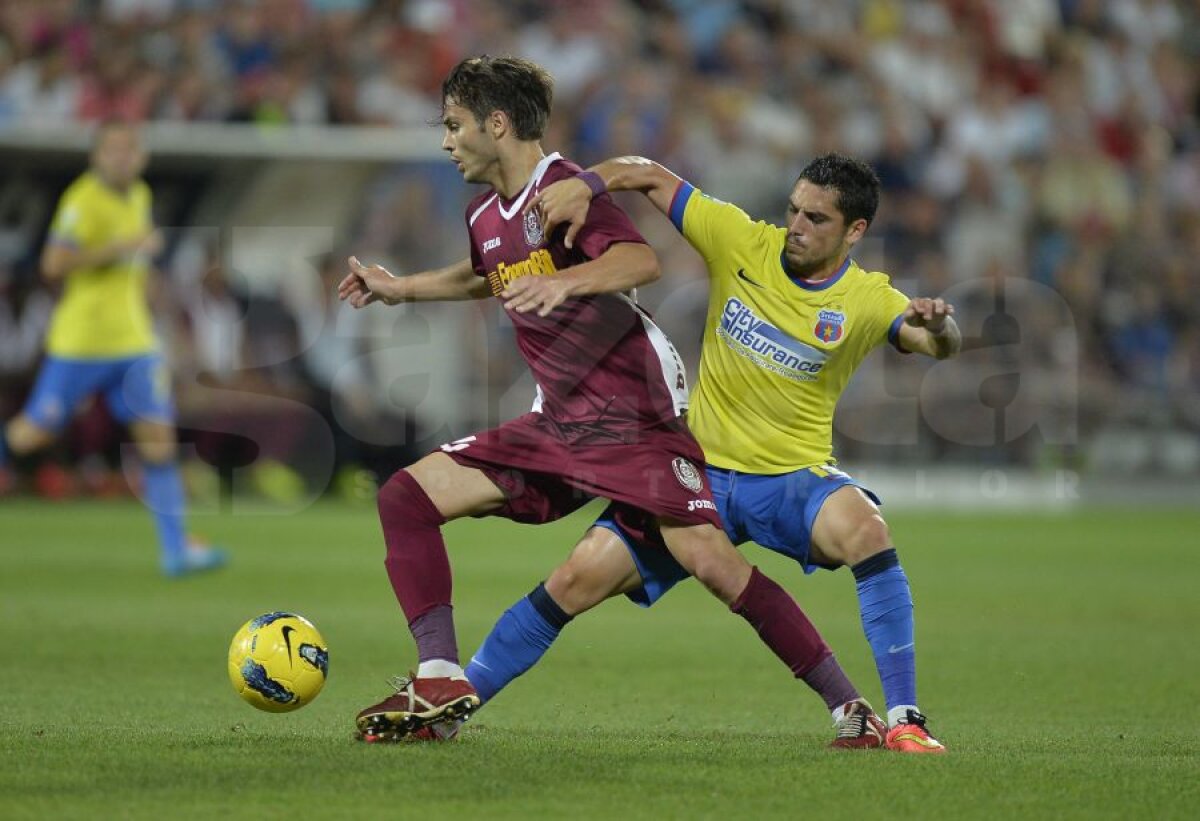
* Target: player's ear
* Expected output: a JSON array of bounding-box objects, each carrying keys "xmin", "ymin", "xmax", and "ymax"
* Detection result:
[
  {"xmin": 845, "ymin": 218, "xmax": 869, "ymax": 247},
  {"xmin": 487, "ymin": 110, "xmax": 508, "ymax": 139}
]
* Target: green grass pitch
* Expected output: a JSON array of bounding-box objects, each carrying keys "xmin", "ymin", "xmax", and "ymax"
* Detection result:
[{"xmin": 2, "ymin": 499, "xmax": 1197, "ymax": 819}]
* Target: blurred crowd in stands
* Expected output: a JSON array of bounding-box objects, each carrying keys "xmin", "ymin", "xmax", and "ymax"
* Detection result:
[{"xmin": 1, "ymin": 0, "xmax": 1198, "ymax": 497}]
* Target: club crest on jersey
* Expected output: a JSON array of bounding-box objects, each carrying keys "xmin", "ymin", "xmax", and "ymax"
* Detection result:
[
  {"xmin": 523, "ymin": 209, "xmax": 544, "ymax": 247},
  {"xmin": 814, "ymin": 310, "xmax": 845, "ymax": 344},
  {"xmin": 671, "ymin": 457, "xmax": 704, "ymax": 493}
]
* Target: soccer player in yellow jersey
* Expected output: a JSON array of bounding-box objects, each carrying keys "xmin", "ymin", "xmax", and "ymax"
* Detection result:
[
  {"xmin": 0, "ymin": 121, "xmax": 226, "ymax": 577},
  {"xmin": 450, "ymin": 154, "xmax": 960, "ymax": 753}
]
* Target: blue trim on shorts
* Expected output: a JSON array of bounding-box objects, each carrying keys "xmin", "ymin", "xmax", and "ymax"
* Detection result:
[
  {"xmin": 23, "ymin": 354, "xmax": 174, "ymax": 431},
  {"xmin": 611, "ymin": 464, "xmax": 882, "ymax": 607}
]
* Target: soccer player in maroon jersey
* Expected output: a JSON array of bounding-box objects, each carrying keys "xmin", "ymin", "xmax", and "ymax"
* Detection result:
[{"xmin": 339, "ymin": 56, "xmax": 876, "ymax": 743}]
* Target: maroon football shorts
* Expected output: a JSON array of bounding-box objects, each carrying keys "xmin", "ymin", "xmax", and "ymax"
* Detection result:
[{"xmin": 439, "ymin": 412, "xmax": 721, "ymax": 529}]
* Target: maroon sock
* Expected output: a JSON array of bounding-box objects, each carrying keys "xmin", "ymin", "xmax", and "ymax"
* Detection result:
[
  {"xmin": 802, "ymin": 655, "xmax": 860, "ymax": 711},
  {"xmin": 731, "ymin": 566, "xmax": 833, "ymax": 679},
  {"xmin": 377, "ymin": 469, "xmax": 455, "ymax": 659},
  {"xmin": 409, "ymin": 604, "xmax": 459, "ymax": 665}
]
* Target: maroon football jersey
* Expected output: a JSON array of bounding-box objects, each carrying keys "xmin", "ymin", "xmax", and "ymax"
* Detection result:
[{"xmin": 466, "ymin": 153, "xmax": 688, "ymax": 431}]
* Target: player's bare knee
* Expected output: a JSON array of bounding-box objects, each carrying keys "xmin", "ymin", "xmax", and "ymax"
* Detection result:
[
  {"xmin": 544, "ymin": 563, "xmax": 588, "ymax": 612},
  {"xmin": 6, "ymin": 416, "xmax": 54, "ymax": 455},
  {"xmin": 377, "ymin": 470, "xmax": 415, "ymax": 516},
  {"xmin": 686, "ymin": 550, "xmax": 748, "ymax": 605},
  {"xmin": 134, "ymin": 439, "xmax": 176, "ymax": 465},
  {"xmin": 129, "ymin": 421, "xmax": 178, "ymax": 465},
  {"xmin": 661, "ymin": 523, "xmax": 748, "ymax": 603},
  {"xmin": 693, "ymin": 572, "xmax": 738, "ymax": 606},
  {"xmin": 545, "ymin": 550, "xmax": 613, "ymax": 615},
  {"xmin": 844, "ymin": 514, "xmax": 892, "ymax": 567}
]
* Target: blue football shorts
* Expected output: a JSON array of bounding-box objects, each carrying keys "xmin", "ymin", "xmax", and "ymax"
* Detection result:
[
  {"xmin": 595, "ymin": 464, "xmax": 881, "ymax": 607},
  {"xmin": 23, "ymin": 354, "xmax": 175, "ymax": 431}
]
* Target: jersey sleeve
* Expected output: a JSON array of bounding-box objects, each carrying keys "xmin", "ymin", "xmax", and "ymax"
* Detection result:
[
  {"xmin": 876, "ymin": 279, "xmax": 913, "ymax": 352},
  {"xmin": 468, "ymin": 236, "xmax": 485, "ymax": 277},
  {"xmin": 670, "ymin": 182, "xmax": 757, "ymax": 265},
  {"xmin": 464, "ymin": 199, "xmax": 486, "ymax": 277},
  {"xmin": 136, "ymin": 181, "xmax": 154, "ymax": 229},
  {"xmin": 48, "ymin": 186, "xmax": 92, "ymax": 249},
  {"xmin": 572, "ymin": 193, "xmax": 648, "ymax": 260}
]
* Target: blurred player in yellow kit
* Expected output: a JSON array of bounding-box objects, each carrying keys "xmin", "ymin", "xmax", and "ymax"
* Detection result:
[{"xmin": 0, "ymin": 121, "xmax": 226, "ymax": 577}]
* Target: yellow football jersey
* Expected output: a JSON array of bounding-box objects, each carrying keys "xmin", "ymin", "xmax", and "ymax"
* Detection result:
[
  {"xmin": 44, "ymin": 171, "xmax": 157, "ymax": 358},
  {"xmin": 670, "ymin": 182, "xmax": 911, "ymax": 473}
]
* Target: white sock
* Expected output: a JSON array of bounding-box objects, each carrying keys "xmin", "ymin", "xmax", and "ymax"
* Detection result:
[
  {"xmin": 831, "ymin": 700, "xmax": 855, "ymax": 724},
  {"xmin": 887, "ymin": 704, "xmax": 919, "ymax": 728},
  {"xmin": 417, "ymin": 659, "xmax": 465, "ymax": 678}
]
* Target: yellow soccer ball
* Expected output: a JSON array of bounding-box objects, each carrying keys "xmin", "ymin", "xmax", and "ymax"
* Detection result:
[{"xmin": 228, "ymin": 612, "xmax": 328, "ymax": 712}]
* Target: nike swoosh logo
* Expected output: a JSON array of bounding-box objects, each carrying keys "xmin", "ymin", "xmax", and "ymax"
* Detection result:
[
  {"xmin": 281, "ymin": 625, "xmax": 296, "ymax": 665},
  {"xmin": 888, "ymin": 642, "xmax": 915, "ymax": 654},
  {"xmin": 736, "ymin": 268, "xmax": 764, "ymax": 288}
]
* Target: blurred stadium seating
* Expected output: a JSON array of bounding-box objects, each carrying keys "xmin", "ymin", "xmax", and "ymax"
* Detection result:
[{"xmin": 1, "ymin": 0, "xmax": 1197, "ymax": 500}]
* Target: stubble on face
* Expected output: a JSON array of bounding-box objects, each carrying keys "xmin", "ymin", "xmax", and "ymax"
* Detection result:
[
  {"xmin": 782, "ymin": 181, "xmax": 852, "ymax": 279},
  {"xmin": 442, "ymin": 99, "xmax": 495, "ymax": 185}
]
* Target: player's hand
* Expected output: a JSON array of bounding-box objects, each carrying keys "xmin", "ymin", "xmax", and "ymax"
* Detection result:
[
  {"xmin": 502, "ymin": 275, "xmax": 573, "ymax": 317},
  {"xmin": 339, "ymin": 256, "xmax": 397, "ymax": 308},
  {"xmin": 113, "ymin": 229, "xmax": 164, "ymax": 260},
  {"xmin": 138, "ymin": 229, "xmax": 165, "ymax": 257},
  {"xmin": 902, "ymin": 297, "xmax": 954, "ymax": 333},
  {"xmin": 525, "ymin": 177, "xmax": 592, "ymax": 250}
]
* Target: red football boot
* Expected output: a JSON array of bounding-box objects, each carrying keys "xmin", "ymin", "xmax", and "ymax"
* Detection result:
[
  {"xmin": 356, "ymin": 674, "xmax": 479, "ymax": 742},
  {"xmin": 359, "ymin": 722, "xmax": 462, "ymax": 743},
  {"xmin": 829, "ymin": 698, "xmax": 887, "ymax": 750}
]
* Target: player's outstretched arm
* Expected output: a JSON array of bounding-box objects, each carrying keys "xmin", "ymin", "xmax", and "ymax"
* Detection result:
[
  {"xmin": 40, "ymin": 229, "xmax": 163, "ymax": 281},
  {"xmin": 501, "ymin": 242, "xmax": 659, "ymax": 317},
  {"xmin": 526, "ymin": 157, "xmax": 681, "ymax": 249},
  {"xmin": 897, "ymin": 297, "xmax": 961, "ymax": 360},
  {"xmin": 338, "ymin": 256, "xmax": 488, "ymax": 308}
]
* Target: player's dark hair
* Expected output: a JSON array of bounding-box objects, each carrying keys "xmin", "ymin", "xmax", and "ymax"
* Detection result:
[
  {"xmin": 441, "ymin": 56, "xmax": 553, "ymax": 141},
  {"xmin": 92, "ymin": 117, "xmax": 137, "ymax": 147},
  {"xmin": 797, "ymin": 153, "xmax": 880, "ymax": 227}
]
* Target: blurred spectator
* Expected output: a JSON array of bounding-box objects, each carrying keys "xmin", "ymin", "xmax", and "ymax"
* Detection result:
[
  {"xmin": 944, "ymin": 156, "xmax": 1028, "ymax": 283},
  {"xmin": 0, "ymin": 266, "xmax": 51, "ymax": 386},
  {"xmin": 357, "ymin": 54, "xmax": 434, "ymax": 127},
  {"xmin": 216, "ymin": 3, "xmax": 274, "ymax": 79},
  {"xmin": 171, "ymin": 238, "xmax": 316, "ymax": 493},
  {"xmin": 515, "ymin": 2, "xmax": 608, "ymax": 105},
  {"xmin": 2, "ymin": 43, "xmax": 80, "ymax": 125},
  {"xmin": 291, "ymin": 252, "xmax": 420, "ymax": 484},
  {"xmin": 0, "ymin": 0, "xmax": 1197, "ymax": 479}
]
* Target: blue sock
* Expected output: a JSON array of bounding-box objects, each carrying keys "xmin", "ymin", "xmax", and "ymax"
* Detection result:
[
  {"xmin": 466, "ymin": 583, "xmax": 571, "ymax": 703},
  {"xmin": 852, "ymin": 548, "xmax": 917, "ymax": 712},
  {"xmin": 142, "ymin": 461, "xmax": 188, "ymax": 569},
  {"xmin": 0, "ymin": 427, "xmax": 8, "ymax": 468}
]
